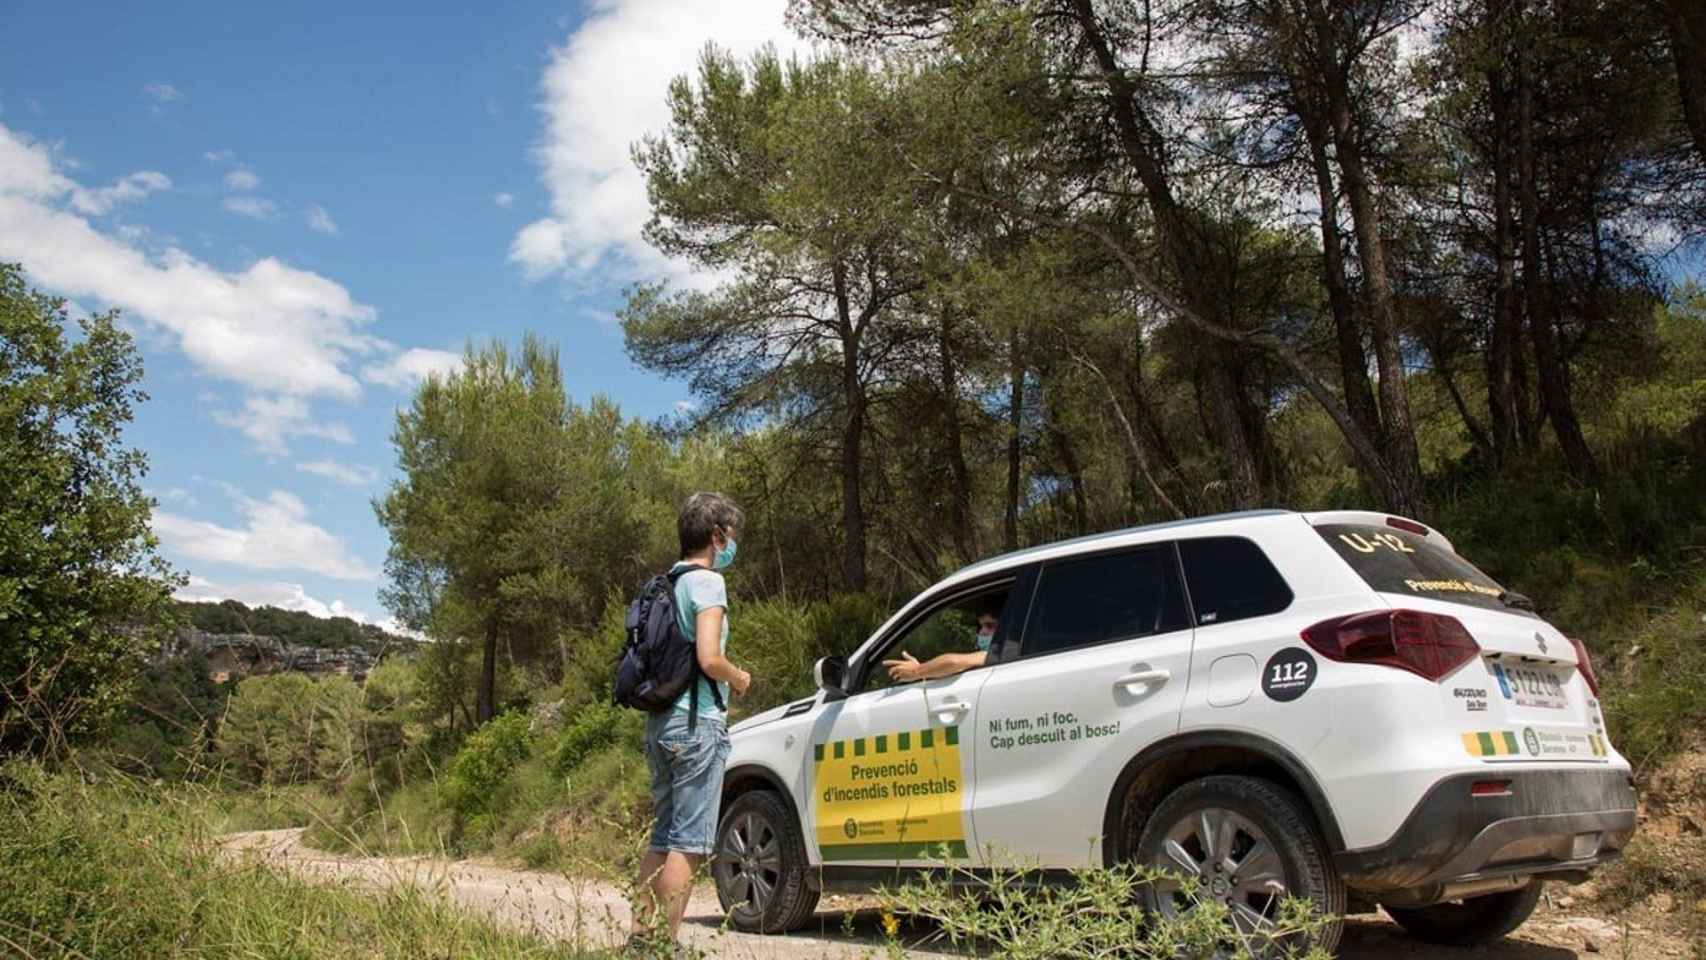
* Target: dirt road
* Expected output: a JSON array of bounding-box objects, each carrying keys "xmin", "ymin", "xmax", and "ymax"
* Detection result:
[{"xmin": 220, "ymin": 829, "xmax": 1683, "ymax": 958}]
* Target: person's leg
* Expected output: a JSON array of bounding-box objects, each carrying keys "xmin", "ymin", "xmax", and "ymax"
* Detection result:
[
  {"xmin": 657, "ymin": 716, "xmax": 730, "ymax": 940},
  {"xmin": 653, "ymin": 850, "xmax": 702, "ymax": 939},
  {"xmin": 632, "ymin": 715, "xmax": 675, "ymax": 940},
  {"xmin": 632, "ymin": 849, "xmax": 669, "ymax": 937}
]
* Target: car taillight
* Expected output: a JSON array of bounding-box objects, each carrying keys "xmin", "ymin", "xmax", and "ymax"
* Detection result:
[
  {"xmin": 1301, "ymin": 609, "xmax": 1481, "ymax": 682},
  {"xmin": 1568, "ymin": 636, "xmax": 1600, "ymax": 696}
]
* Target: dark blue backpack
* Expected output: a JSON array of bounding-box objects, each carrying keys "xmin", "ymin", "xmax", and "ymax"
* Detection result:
[{"xmin": 613, "ymin": 565, "xmax": 724, "ymax": 729}]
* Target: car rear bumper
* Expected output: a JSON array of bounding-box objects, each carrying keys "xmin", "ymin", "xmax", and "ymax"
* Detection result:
[{"xmin": 1334, "ymin": 767, "xmax": 1636, "ymax": 895}]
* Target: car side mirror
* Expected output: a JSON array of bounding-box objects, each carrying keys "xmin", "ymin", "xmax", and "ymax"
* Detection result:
[{"xmin": 814, "ymin": 655, "xmax": 848, "ymax": 698}]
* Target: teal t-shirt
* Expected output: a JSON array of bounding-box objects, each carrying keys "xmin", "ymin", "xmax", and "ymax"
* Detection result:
[{"xmin": 670, "ymin": 562, "xmax": 729, "ymax": 720}]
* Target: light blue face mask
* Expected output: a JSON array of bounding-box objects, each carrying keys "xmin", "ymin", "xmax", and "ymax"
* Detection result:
[
  {"xmin": 976, "ymin": 630, "xmax": 995, "ymax": 652},
  {"xmin": 713, "ymin": 535, "xmax": 738, "ymax": 570}
]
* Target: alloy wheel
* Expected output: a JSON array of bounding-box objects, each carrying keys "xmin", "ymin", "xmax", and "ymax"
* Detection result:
[
  {"xmin": 714, "ymin": 810, "xmax": 783, "ymax": 921},
  {"xmin": 1151, "ymin": 805, "xmax": 1290, "ymax": 937}
]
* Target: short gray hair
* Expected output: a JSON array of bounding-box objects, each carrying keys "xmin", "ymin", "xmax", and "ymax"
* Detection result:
[{"xmin": 678, "ymin": 491, "xmax": 743, "ymax": 556}]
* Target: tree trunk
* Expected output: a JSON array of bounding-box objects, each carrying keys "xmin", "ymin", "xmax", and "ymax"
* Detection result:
[
  {"xmin": 936, "ymin": 309, "xmax": 977, "ymax": 562},
  {"xmin": 1069, "ymin": 0, "xmax": 1263, "ymax": 507},
  {"xmin": 833, "ymin": 261, "xmax": 868, "ymax": 590},
  {"xmin": 1074, "ymin": 350, "xmax": 1185, "ymax": 519},
  {"xmin": 477, "ymin": 625, "xmax": 496, "ymax": 725},
  {"xmin": 1298, "ymin": 88, "xmax": 1382, "ymax": 448},
  {"xmin": 1004, "ymin": 331, "xmax": 1023, "ymax": 552},
  {"xmin": 1040, "ymin": 383, "xmax": 1089, "ymax": 534},
  {"xmin": 1486, "ymin": 3, "xmax": 1521, "ymax": 458},
  {"xmin": 1320, "ymin": 35, "xmax": 1424, "ymax": 514},
  {"xmin": 1122, "ymin": 325, "xmax": 1187, "ymax": 493},
  {"xmin": 1664, "ymin": 0, "xmax": 1706, "ymax": 165},
  {"xmin": 1516, "ymin": 17, "xmax": 1600, "ymax": 487}
]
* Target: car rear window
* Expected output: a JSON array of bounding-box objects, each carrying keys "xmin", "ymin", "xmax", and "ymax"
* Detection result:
[
  {"xmin": 1314, "ymin": 523, "xmax": 1527, "ymax": 616},
  {"xmin": 1177, "ymin": 537, "xmax": 1293, "ymax": 626}
]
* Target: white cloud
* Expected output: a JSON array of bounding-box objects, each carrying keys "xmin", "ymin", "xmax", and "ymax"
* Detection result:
[
  {"xmin": 223, "ymin": 195, "xmax": 277, "ymax": 218},
  {"xmin": 673, "ymin": 399, "xmax": 697, "ymax": 414},
  {"xmin": 153, "ymin": 488, "xmax": 379, "ymax": 581},
  {"xmin": 305, "ymin": 204, "xmax": 338, "ymax": 235},
  {"xmin": 493, "ymin": 192, "xmax": 514, "ymax": 208},
  {"xmin": 204, "ymin": 149, "xmax": 234, "ymax": 163},
  {"xmin": 297, "ymin": 459, "xmax": 379, "ymax": 486},
  {"xmin": 143, "ymin": 83, "xmax": 182, "ymax": 104},
  {"xmin": 361, "ymin": 347, "xmax": 463, "ymax": 388},
  {"xmin": 511, "ymin": 0, "xmax": 808, "ymax": 283},
  {"xmin": 0, "ymin": 122, "xmax": 453, "ymax": 454},
  {"xmin": 69, "ymin": 170, "xmax": 171, "ymax": 216},
  {"xmin": 224, "ymin": 167, "xmax": 261, "ymax": 191},
  {"xmin": 212, "ymin": 394, "xmax": 355, "ymax": 454}
]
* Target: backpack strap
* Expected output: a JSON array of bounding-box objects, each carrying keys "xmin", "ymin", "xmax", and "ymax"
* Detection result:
[{"xmin": 670, "ymin": 562, "xmax": 713, "ymax": 732}]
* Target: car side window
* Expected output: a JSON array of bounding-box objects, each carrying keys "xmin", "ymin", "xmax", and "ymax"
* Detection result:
[
  {"xmin": 856, "ymin": 583, "xmax": 1015, "ymax": 694},
  {"xmin": 1177, "ymin": 536, "xmax": 1293, "ymax": 626},
  {"xmin": 1019, "ymin": 544, "xmax": 1189, "ymax": 659}
]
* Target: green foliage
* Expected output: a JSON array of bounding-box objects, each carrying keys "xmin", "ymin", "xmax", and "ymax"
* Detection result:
[
  {"xmin": 549, "ymin": 701, "xmax": 631, "ymax": 776},
  {"xmin": 0, "ymin": 762, "xmax": 593, "ymax": 959},
  {"xmin": 440, "ymin": 710, "xmax": 533, "ymax": 825},
  {"xmin": 87, "ymin": 649, "xmax": 228, "ymax": 779},
  {"xmin": 878, "ymin": 857, "xmax": 1332, "ymax": 959},
  {"xmin": 173, "ymin": 597, "xmax": 416, "ymax": 654},
  {"xmin": 216, "ymin": 674, "xmax": 365, "ymax": 786},
  {"xmin": 0, "ymin": 263, "xmax": 181, "ymax": 756},
  {"xmin": 1600, "ymin": 590, "xmax": 1706, "ymax": 770}
]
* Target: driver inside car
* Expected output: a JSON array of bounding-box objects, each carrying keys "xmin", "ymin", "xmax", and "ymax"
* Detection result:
[{"xmin": 882, "ymin": 599, "xmax": 1000, "ymax": 683}]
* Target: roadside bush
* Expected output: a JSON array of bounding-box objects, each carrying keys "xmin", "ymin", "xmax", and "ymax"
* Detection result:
[
  {"xmin": 440, "ymin": 710, "xmax": 532, "ymax": 827},
  {"xmin": 879, "ymin": 858, "xmax": 1333, "ymax": 959},
  {"xmin": 550, "ymin": 701, "xmax": 634, "ymax": 776}
]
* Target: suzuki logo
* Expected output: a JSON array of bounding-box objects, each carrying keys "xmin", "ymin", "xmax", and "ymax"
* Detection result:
[{"xmin": 1535, "ymin": 633, "xmax": 1549, "ymax": 655}]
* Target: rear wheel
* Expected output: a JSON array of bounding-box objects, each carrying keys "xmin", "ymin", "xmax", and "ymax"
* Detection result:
[
  {"xmin": 1385, "ymin": 881, "xmax": 1543, "ymax": 946},
  {"xmin": 711, "ymin": 790, "xmax": 819, "ymax": 933},
  {"xmin": 1134, "ymin": 775, "xmax": 1345, "ymax": 955}
]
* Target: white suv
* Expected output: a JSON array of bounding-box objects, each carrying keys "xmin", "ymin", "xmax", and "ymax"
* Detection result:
[{"xmin": 710, "ymin": 510, "xmax": 1636, "ymax": 952}]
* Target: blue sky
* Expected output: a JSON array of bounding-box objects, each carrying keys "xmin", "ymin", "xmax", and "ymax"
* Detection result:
[{"xmin": 0, "ymin": 1, "xmax": 803, "ymax": 629}]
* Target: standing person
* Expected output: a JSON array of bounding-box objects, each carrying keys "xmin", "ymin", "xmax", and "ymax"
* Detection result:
[{"xmin": 630, "ymin": 492, "xmax": 752, "ymax": 955}]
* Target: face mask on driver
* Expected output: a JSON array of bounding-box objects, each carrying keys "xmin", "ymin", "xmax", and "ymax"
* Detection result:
[{"xmin": 976, "ymin": 630, "xmax": 995, "ymax": 652}]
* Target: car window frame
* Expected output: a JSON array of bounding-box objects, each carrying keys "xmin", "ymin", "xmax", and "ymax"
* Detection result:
[
  {"xmin": 1174, "ymin": 534, "xmax": 1295, "ymax": 628},
  {"xmin": 1010, "ymin": 540, "xmax": 1193, "ymax": 662},
  {"xmin": 845, "ymin": 571, "xmax": 1031, "ymax": 696}
]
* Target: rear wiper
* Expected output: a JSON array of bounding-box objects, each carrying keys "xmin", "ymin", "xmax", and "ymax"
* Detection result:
[{"xmin": 1498, "ymin": 590, "xmax": 1537, "ymax": 611}]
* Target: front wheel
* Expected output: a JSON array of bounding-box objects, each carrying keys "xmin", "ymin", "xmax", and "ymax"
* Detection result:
[
  {"xmin": 711, "ymin": 790, "xmax": 820, "ymax": 933},
  {"xmin": 1385, "ymin": 881, "xmax": 1543, "ymax": 946},
  {"xmin": 1133, "ymin": 775, "xmax": 1345, "ymax": 955}
]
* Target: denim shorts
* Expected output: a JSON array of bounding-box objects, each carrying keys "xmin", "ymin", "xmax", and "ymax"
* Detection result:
[{"xmin": 643, "ymin": 710, "xmax": 730, "ymax": 855}]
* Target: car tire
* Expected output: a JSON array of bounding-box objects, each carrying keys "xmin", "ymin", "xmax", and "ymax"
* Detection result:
[
  {"xmin": 1385, "ymin": 881, "xmax": 1543, "ymax": 946},
  {"xmin": 711, "ymin": 789, "xmax": 820, "ymax": 933},
  {"xmin": 1133, "ymin": 775, "xmax": 1345, "ymax": 955}
]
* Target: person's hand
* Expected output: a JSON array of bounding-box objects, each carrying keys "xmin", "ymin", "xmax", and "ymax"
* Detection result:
[
  {"xmin": 882, "ymin": 651, "xmax": 922, "ymax": 682},
  {"xmin": 730, "ymin": 669, "xmax": 752, "ymax": 698}
]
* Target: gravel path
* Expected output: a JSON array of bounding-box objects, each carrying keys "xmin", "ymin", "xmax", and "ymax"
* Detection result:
[{"xmin": 220, "ymin": 829, "xmax": 1687, "ymax": 958}]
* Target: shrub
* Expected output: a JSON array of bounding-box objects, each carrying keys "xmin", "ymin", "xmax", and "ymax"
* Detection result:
[
  {"xmin": 879, "ymin": 857, "xmax": 1333, "ymax": 959},
  {"xmin": 440, "ymin": 710, "xmax": 533, "ymax": 824},
  {"xmin": 550, "ymin": 701, "xmax": 632, "ymax": 776}
]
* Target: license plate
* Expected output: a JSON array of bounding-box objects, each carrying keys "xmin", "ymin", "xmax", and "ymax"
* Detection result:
[{"xmin": 1493, "ymin": 662, "xmax": 1569, "ymax": 710}]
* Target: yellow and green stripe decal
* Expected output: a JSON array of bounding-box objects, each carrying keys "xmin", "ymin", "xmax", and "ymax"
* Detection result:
[
  {"xmin": 1588, "ymin": 733, "xmax": 1608, "ymax": 757},
  {"xmin": 813, "ymin": 725, "xmax": 967, "ymax": 862},
  {"xmin": 1461, "ymin": 730, "xmax": 1522, "ymax": 757}
]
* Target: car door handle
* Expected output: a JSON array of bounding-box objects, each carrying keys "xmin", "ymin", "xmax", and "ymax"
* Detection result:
[
  {"xmin": 1115, "ymin": 669, "xmax": 1171, "ymax": 694},
  {"xmin": 934, "ymin": 700, "xmax": 970, "ymax": 723}
]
